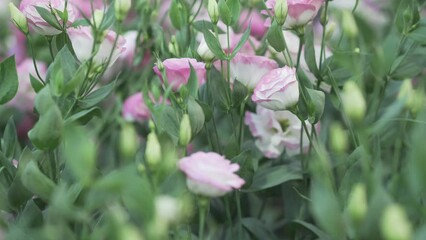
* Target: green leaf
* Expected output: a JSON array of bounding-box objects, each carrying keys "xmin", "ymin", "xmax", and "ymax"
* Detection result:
[
  {"xmin": 1, "ymin": 116, "xmax": 18, "ymax": 159},
  {"xmin": 232, "ymin": 150, "xmax": 255, "ymax": 188},
  {"xmin": 242, "ymin": 165, "xmax": 302, "ymax": 192},
  {"xmin": 21, "ymin": 161, "xmax": 56, "ymax": 201},
  {"xmin": 78, "ymin": 81, "xmax": 115, "ymax": 109},
  {"xmin": 17, "ymin": 200, "xmax": 43, "ymax": 228},
  {"xmin": 65, "ymin": 107, "xmax": 102, "ymax": 125},
  {"xmin": 408, "ymin": 19, "xmax": 426, "ymax": 44},
  {"xmin": 208, "ymin": 69, "xmax": 231, "ymax": 111},
  {"xmin": 242, "ymin": 218, "xmax": 278, "ymax": 240},
  {"xmin": 0, "ymin": 56, "xmax": 19, "ymax": 104},
  {"xmin": 306, "ymin": 88, "xmax": 325, "ymax": 124},
  {"xmin": 390, "ymin": 53, "xmax": 426, "ymax": 79},
  {"xmin": 46, "ymin": 47, "xmax": 78, "ymax": 96},
  {"xmin": 35, "ymin": 6, "xmax": 62, "ymax": 30},
  {"xmin": 218, "ymin": 0, "xmax": 232, "ymax": 26},
  {"xmin": 169, "ymin": 0, "xmax": 187, "ymax": 30},
  {"xmin": 292, "ymin": 220, "xmax": 332, "ymax": 240},
  {"xmin": 152, "ymin": 105, "xmax": 181, "ymax": 144},
  {"xmin": 192, "ymin": 20, "xmax": 224, "ymax": 34},
  {"xmin": 202, "ymin": 27, "xmax": 228, "ymax": 60},
  {"xmin": 187, "ymin": 63, "xmax": 199, "ymax": 99},
  {"xmin": 187, "ymin": 97, "xmax": 205, "ymax": 136},
  {"xmin": 227, "ymin": 0, "xmax": 241, "ymax": 26},
  {"xmin": 30, "ymin": 74, "xmax": 44, "ymax": 93},
  {"xmin": 98, "ymin": 6, "xmax": 115, "ymax": 31},
  {"xmin": 304, "ymin": 26, "xmax": 320, "ymax": 77},
  {"xmin": 267, "ymin": 20, "xmax": 285, "ymax": 52},
  {"xmin": 232, "ymin": 80, "xmax": 248, "ymax": 108},
  {"xmin": 196, "ymin": 100, "xmax": 213, "ymax": 122},
  {"xmin": 230, "ymin": 24, "xmax": 251, "ymax": 59}
]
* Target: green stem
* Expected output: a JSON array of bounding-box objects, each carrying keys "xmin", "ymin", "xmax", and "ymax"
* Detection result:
[
  {"xmin": 26, "ymin": 34, "xmax": 45, "ymax": 84},
  {"xmin": 198, "ymin": 197, "xmax": 209, "ymax": 240},
  {"xmin": 235, "ymin": 192, "xmax": 243, "ymax": 240},
  {"xmin": 319, "ymin": 0, "xmax": 329, "ymax": 72}
]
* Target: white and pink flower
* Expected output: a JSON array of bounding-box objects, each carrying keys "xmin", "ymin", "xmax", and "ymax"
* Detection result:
[
  {"xmin": 122, "ymin": 92, "xmax": 151, "ymax": 123},
  {"xmin": 245, "ymin": 106, "xmax": 315, "ymax": 158},
  {"xmin": 178, "ymin": 152, "xmax": 245, "ymax": 197},
  {"xmin": 19, "ymin": 0, "xmax": 78, "ymax": 35},
  {"xmin": 153, "ymin": 58, "xmax": 206, "ymax": 91},
  {"xmin": 265, "ymin": 0, "xmax": 324, "ymax": 28},
  {"xmin": 67, "ymin": 26, "xmax": 126, "ymax": 67},
  {"xmin": 252, "ymin": 66, "xmax": 299, "ymax": 111},
  {"xmin": 229, "ymin": 53, "xmax": 278, "ymax": 89}
]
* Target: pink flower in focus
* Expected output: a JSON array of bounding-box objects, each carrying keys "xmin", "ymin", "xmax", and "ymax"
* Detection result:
[
  {"xmin": 178, "ymin": 152, "xmax": 245, "ymax": 197},
  {"xmin": 230, "ymin": 53, "xmax": 278, "ymax": 89},
  {"xmin": 252, "ymin": 66, "xmax": 299, "ymax": 111},
  {"xmin": 245, "ymin": 106, "xmax": 315, "ymax": 158},
  {"xmin": 122, "ymin": 92, "xmax": 151, "ymax": 123},
  {"xmin": 153, "ymin": 58, "xmax": 206, "ymax": 91},
  {"xmin": 67, "ymin": 26, "xmax": 126, "ymax": 67},
  {"xmin": 19, "ymin": 0, "xmax": 78, "ymax": 35},
  {"xmin": 265, "ymin": 0, "xmax": 324, "ymax": 28},
  {"xmin": 7, "ymin": 59, "xmax": 47, "ymax": 112}
]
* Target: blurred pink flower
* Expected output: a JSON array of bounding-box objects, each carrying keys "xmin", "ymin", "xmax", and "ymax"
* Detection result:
[
  {"xmin": 178, "ymin": 152, "xmax": 245, "ymax": 197},
  {"xmin": 122, "ymin": 92, "xmax": 151, "ymax": 123},
  {"xmin": 153, "ymin": 58, "xmax": 206, "ymax": 91},
  {"xmin": 67, "ymin": 26, "xmax": 126, "ymax": 67},
  {"xmin": 239, "ymin": 9, "xmax": 267, "ymax": 38},
  {"xmin": 70, "ymin": 0, "xmax": 104, "ymax": 17},
  {"xmin": 230, "ymin": 53, "xmax": 278, "ymax": 89},
  {"xmin": 265, "ymin": 0, "xmax": 324, "ymax": 28},
  {"xmin": 19, "ymin": 0, "xmax": 78, "ymax": 35},
  {"xmin": 252, "ymin": 66, "xmax": 299, "ymax": 111},
  {"xmin": 245, "ymin": 106, "xmax": 315, "ymax": 158}
]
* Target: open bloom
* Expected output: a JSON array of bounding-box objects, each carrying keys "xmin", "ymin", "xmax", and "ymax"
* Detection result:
[
  {"xmin": 71, "ymin": 0, "xmax": 104, "ymax": 17},
  {"xmin": 178, "ymin": 152, "xmax": 245, "ymax": 197},
  {"xmin": 252, "ymin": 66, "xmax": 299, "ymax": 111},
  {"xmin": 19, "ymin": 0, "xmax": 77, "ymax": 35},
  {"xmin": 230, "ymin": 53, "xmax": 278, "ymax": 89},
  {"xmin": 67, "ymin": 26, "xmax": 126, "ymax": 67},
  {"xmin": 265, "ymin": 0, "xmax": 324, "ymax": 28},
  {"xmin": 245, "ymin": 106, "xmax": 315, "ymax": 158},
  {"xmin": 153, "ymin": 58, "xmax": 206, "ymax": 91}
]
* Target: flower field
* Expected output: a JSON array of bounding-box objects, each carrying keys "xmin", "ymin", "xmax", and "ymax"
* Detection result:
[{"xmin": 0, "ymin": 0, "xmax": 426, "ymax": 239}]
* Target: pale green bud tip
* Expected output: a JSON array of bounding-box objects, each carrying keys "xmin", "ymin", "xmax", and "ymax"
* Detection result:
[
  {"xmin": 330, "ymin": 122, "xmax": 348, "ymax": 153},
  {"xmin": 179, "ymin": 114, "xmax": 192, "ymax": 146},
  {"xmin": 274, "ymin": 0, "xmax": 288, "ymax": 26},
  {"xmin": 145, "ymin": 132, "xmax": 162, "ymax": 166},
  {"xmin": 342, "ymin": 11, "xmax": 358, "ymax": 38},
  {"xmin": 342, "ymin": 81, "xmax": 366, "ymax": 123},
  {"xmin": 9, "ymin": 3, "xmax": 29, "ymax": 35},
  {"xmin": 381, "ymin": 204, "xmax": 412, "ymax": 240},
  {"xmin": 115, "ymin": 0, "xmax": 131, "ymax": 21},
  {"xmin": 119, "ymin": 123, "xmax": 138, "ymax": 159},
  {"xmin": 208, "ymin": 0, "xmax": 219, "ymax": 24},
  {"xmin": 347, "ymin": 183, "xmax": 367, "ymax": 223},
  {"xmin": 92, "ymin": 9, "xmax": 105, "ymax": 27}
]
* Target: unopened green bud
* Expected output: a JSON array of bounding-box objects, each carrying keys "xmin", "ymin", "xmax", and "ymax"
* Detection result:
[
  {"xmin": 381, "ymin": 204, "xmax": 412, "ymax": 240},
  {"xmin": 115, "ymin": 0, "xmax": 131, "ymax": 21},
  {"xmin": 330, "ymin": 122, "xmax": 348, "ymax": 153},
  {"xmin": 119, "ymin": 123, "xmax": 138, "ymax": 160},
  {"xmin": 208, "ymin": 0, "xmax": 219, "ymax": 25},
  {"xmin": 398, "ymin": 79, "xmax": 414, "ymax": 105},
  {"xmin": 320, "ymin": 7, "xmax": 328, "ymax": 26},
  {"xmin": 168, "ymin": 36, "xmax": 180, "ymax": 56},
  {"xmin": 120, "ymin": 226, "xmax": 144, "ymax": 240},
  {"xmin": 179, "ymin": 114, "xmax": 192, "ymax": 146},
  {"xmin": 325, "ymin": 21, "xmax": 336, "ymax": 41},
  {"xmin": 347, "ymin": 183, "xmax": 367, "ymax": 224},
  {"xmin": 9, "ymin": 3, "xmax": 28, "ymax": 35},
  {"xmin": 156, "ymin": 58, "xmax": 164, "ymax": 72},
  {"xmin": 92, "ymin": 9, "xmax": 104, "ymax": 27},
  {"xmin": 145, "ymin": 132, "xmax": 161, "ymax": 167},
  {"xmin": 274, "ymin": 0, "xmax": 288, "ymax": 26},
  {"xmin": 342, "ymin": 81, "xmax": 366, "ymax": 123},
  {"xmin": 342, "ymin": 10, "xmax": 358, "ymax": 38}
]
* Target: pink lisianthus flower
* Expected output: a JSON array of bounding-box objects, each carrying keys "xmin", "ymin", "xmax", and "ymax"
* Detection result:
[
  {"xmin": 252, "ymin": 66, "xmax": 299, "ymax": 111},
  {"xmin": 70, "ymin": 0, "xmax": 104, "ymax": 17},
  {"xmin": 67, "ymin": 26, "xmax": 126, "ymax": 68},
  {"xmin": 178, "ymin": 152, "xmax": 245, "ymax": 197},
  {"xmin": 153, "ymin": 58, "xmax": 206, "ymax": 91},
  {"xmin": 238, "ymin": 10, "xmax": 267, "ymax": 39},
  {"xmin": 122, "ymin": 92, "xmax": 151, "ymax": 123},
  {"xmin": 19, "ymin": 0, "xmax": 78, "ymax": 35},
  {"xmin": 229, "ymin": 53, "xmax": 278, "ymax": 89},
  {"xmin": 245, "ymin": 106, "xmax": 316, "ymax": 158},
  {"xmin": 265, "ymin": 0, "xmax": 324, "ymax": 28}
]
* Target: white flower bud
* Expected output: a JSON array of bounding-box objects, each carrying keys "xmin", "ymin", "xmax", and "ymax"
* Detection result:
[
  {"xmin": 274, "ymin": 0, "xmax": 288, "ymax": 26},
  {"xmin": 9, "ymin": 3, "xmax": 29, "ymax": 35},
  {"xmin": 381, "ymin": 204, "xmax": 412, "ymax": 240},
  {"xmin": 92, "ymin": 9, "xmax": 105, "ymax": 27},
  {"xmin": 115, "ymin": 0, "xmax": 131, "ymax": 21},
  {"xmin": 208, "ymin": 0, "xmax": 219, "ymax": 25},
  {"xmin": 342, "ymin": 81, "xmax": 366, "ymax": 123}
]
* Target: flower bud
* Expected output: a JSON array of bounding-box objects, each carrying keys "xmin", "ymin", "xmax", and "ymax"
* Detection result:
[
  {"xmin": 179, "ymin": 114, "xmax": 192, "ymax": 146},
  {"xmin": 92, "ymin": 9, "xmax": 105, "ymax": 27},
  {"xmin": 115, "ymin": 0, "xmax": 131, "ymax": 21},
  {"xmin": 208, "ymin": 0, "xmax": 219, "ymax": 25},
  {"xmin": 168, "ymin": 36, "xmax": 180, "ymax": 56},
  {"xmin": 325, "ymin": 21, "xmax": 336, "ymax": 41},
  {"xmin": 145, "ymin": 132, "xmax": 162, "ymax": 167},
  {"xmin": 197, "ymin": 36, "xmax": 215, "ymax": 61},
  {"xmin": 347, "ymin": 183, "xmax": 367, "ymax": 224},
  {"xmin": 330, "ymin": 122, "xmax": 348, "ymax": 154},
  {"xmin": 381, "ymin": 204, "xmax": 412, "ymax": 240},
  {"xmin": 342, "ymin": 11, "xmax": 358, "ymax": 38},
  {"xmin": 119, "ymin": 123, "xmax": 139, "ymax": 160},
  {"xmin": 9, "ymin": 3, "xmax": 29, "ymax": 35},
  {"xmin": 274, "ymin": 0, "xmax": 288, "ymax": 26},
  {"xmin": 342, "ymin": 81, "xmax": 366, "ymax": 123}
]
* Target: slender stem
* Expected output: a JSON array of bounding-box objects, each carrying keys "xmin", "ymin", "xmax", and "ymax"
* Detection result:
[
  {"xmin": 235, "ymin": 192, "xmax": 243, "ymax": 240},
  {"xmin": 198, "ymin": 197, "xmax": 209, "ymax": 240},
  {"xmin": 26, "ymin": 34, "xmax": 45, "ymax": 84},
  {"xmin": 319, "ymin": 0, "xmax": 329, "ymax": 72},
  {"xmin": 47, "ymin": 37, "xmax": 55, "ymax": 60},
  {"xmin": 224, "ymin": 197, "xmax": 233, "ymax": 226}
]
